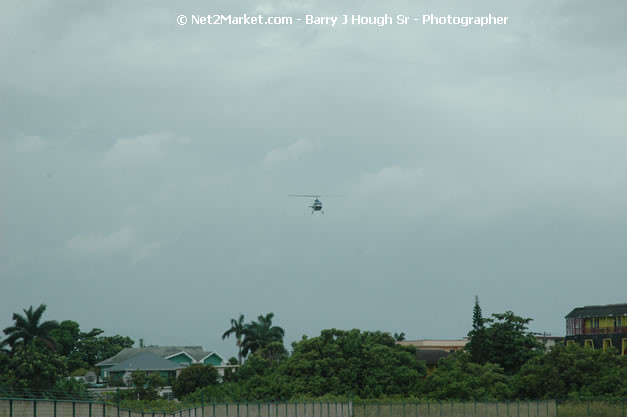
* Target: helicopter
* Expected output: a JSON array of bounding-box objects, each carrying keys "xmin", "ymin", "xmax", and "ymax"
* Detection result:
[{"xmin": 289, "ymin": 195, "xmax": 324, "ymax": 214}]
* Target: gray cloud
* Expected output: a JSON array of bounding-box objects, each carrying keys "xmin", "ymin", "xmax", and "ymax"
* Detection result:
[{"xmin": 1, "ymin": 0, "xmax": 626, "ymax": 358}]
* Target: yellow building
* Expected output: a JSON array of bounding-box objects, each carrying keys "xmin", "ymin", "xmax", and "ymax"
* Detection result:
[{"xmin": 564, "ymin": 303, "xmax": 627, "ymax": 354}]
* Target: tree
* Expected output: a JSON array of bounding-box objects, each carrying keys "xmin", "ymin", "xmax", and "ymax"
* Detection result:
[
  {"xmin": 172, "ymin": 364, "xmax": 219, "ymax": 399},
  {"xmin": 73, "ymin": 328, "xmax": 134, "ymax": 366},
  {"xmin": 222, "ymin": 314, "xmax": 246, "ymax": 365},
  {"xmin": 483, "ymin": 311, "xmax": 543, "ymax": 375},
  {"xmin": 241, "ymin": 313, "xmax": 285, "ymax": 358},
  {"xmin": 393, "ymin": 332, "xmax": 406, "ymax": 342},
  {"xmin": 0, "ymin": 343, "xmax": 67, "ymax": 390},
  {"xmin": 514, "ymin": 343, "xmax": 627, "ymax": 399},
  {"xmin": 282, "ymin": 329, "xmax": 425, "ymax": 398},
  {"xmin": 2, "ymin": 304, "xmax": 59, "ymax": 351},
  {"xmin": 465, "ymin": 296, "xmax": 489, "ymax": 365},
  {"xmin": 126, "ymin": 370, "xmax": 165, "ymax": 400},
  {"xmin": 465, "ymin": 300, "xmax": 542, "ymax": 375},
  {"xmin": 423, "ymin": 350, "xmax": 512, "ymax": 401},
  {"xmin": 257, "ymin": 341, "xmax": 288, "ymax": 364},
  {"xmin": 49, "ymin": 320, "xmax": 81, "ymax": 357}
]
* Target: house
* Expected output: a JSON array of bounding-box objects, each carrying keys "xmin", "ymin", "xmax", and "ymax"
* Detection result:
[
  {"xmin": 96, "ymin": 346, "xmax": 227, "ymax": 381},
  {"xmin": 564, "ymin": 303, "xmax": 627, "ymax": 354},
  {"xmin": 106, "ymin": 352, "xmax": 186, "ymax": 385}
]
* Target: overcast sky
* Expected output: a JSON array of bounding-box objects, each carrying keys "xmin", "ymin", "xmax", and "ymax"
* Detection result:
[{"xmin": 1, "ymin": 0, "xmax": 626, "ymax": 360}]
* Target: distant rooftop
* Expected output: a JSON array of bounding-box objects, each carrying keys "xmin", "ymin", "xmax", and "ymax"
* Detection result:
[
  {"xmin": 106, "ymin": 352, "xmax": 185, "ymax": 372},
  {"xmin": 398, "ymin": 339, "xmax": 468, "ymax": 350},
  {"xmin": 96, "ymin": 346, "xmax": 223, "ymax": 367},
  {"xmin": 565, "ymin": 303, "xmax": 627, "ymax": 319}
]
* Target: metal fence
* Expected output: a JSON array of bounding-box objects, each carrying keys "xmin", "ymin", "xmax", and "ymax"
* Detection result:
[
  {"xmin": 0, "ymin": 399, "xmax": 353, "ymax": 417},
  {"xmin": 1, "ymin": 398, "xmax": 625, "ymax": 417},
  {"xmin": 355, "ymin": 401, "xmax": 557, "ymax": 417}
]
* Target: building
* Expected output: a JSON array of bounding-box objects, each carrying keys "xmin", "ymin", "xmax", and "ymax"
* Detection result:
[
  {"xmin": 397, "ymin": 339, "xmax": 468, "ymax": 352},
  {"xmin": 397, "ymin": 339, "xmax": 468, "ymax": 375},
  {"xmin": 96, "ymin": 346, "xmax": 228, "ymax": 382},
  {"xmin": 564, "ymin": 303, "xmax": 627, "ymax": 354}
]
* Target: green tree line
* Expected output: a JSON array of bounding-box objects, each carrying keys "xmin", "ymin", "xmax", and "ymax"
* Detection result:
[{"xmin": 1, "ymin": 302, "xmax": 625, "ymax": 403}]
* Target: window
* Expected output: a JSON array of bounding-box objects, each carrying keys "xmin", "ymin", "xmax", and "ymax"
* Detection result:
[
  {"xmin": 603, "ymin": 339, "xmax": 612, "ymax": 351},
  {"xmin": 584, "ymin": 339, "xmax": 594, "ymax": 349}
]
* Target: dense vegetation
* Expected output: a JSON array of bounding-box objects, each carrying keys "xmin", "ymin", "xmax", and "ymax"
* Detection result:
[{"xmin": 1, "ymin": 301, "xmax": 625, "ymax": 404}]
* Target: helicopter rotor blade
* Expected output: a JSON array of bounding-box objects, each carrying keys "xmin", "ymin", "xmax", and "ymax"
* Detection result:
[{"xmin": 288, "ymin": 194, "xmax": 320, "ymax": 198}]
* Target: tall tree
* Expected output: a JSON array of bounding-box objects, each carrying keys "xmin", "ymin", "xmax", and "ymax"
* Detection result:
[
  {"xmin": 2, "ymin": 304, "xmax": 59, "ymax": 351},
  {"xmin": 222, "ymin": 314, "xmax": 246, "ymax": 365},
  {"xmin": 241, "ymin": 313, "xmax": 285, "ymax": 358},
  {"xmin": 465, "ymin": 296, "xmax": 489, "ymax": 364}
]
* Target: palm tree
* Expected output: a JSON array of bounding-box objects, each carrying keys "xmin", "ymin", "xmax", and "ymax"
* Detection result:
[
  {"xmin": 2, "ymin": 304, "xmax": 59, "ymax": 351},
  {"xmin": 241, "ymin": 312, "xmax": 285, "ymax": 358},
  {"xmin": 222, "ymin": 313, "xmax": 246, "ymax": 365}
]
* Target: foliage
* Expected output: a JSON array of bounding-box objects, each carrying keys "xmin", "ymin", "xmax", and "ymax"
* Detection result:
[
  {"xmin": 257, "ymin": 341, "xmax": 289, "ymax": 364},
  {"xmin": 0, "ymin": 342, "xmax": 67, "ymax": 389},
  {"xmin": 422, "ymin": 350, "xmax": 512, "ymax": 400},
  {"xmin": 223, "ymin": 314, "xmax": 246, "ymax": 365},
  {"xmin": 393, "ymin": 332, "xmax": 406, "ymax": 342},
  {"xmin": 2, "ymin": 304, "xmax": 59, "ymax": 351},
  {"xmin": 484, "ymin": 311, "xmax": 543, "ymax": 375},
  {"xmin": 53, "ymin": 377, "xmax": 89, "ymax": 394},
  {"xmin": 172, "ymin": 364, "xmax": 219, "ymax": 399},
  {"xmin": 465, "ymin": 302, "xmax": 542, "ymax": 375},
  {"xmin": 241, "ymin": 313, "xmax": 285, "ymax": 358},
  {"xmin": 283, "ymin": 329, "xmax": 425, "ymax": 399},
  {"xmin": 49, "ymin": 320, "xmax": 81, "ymax": 357},
  {"xmin": 514, "ymin": 344, "xmax": 627, "ymax": 399},
  {"xmin": 465, "ymin": 296, "xmax": 489, "ymax": 365},
  {"xmin": 221, "ymin": 357, "xmax": 239, "ymax": 383},
  {"xmin": 121, "ymin": 370, "xmax": 165, "ymax": 400},
  {"xmin": 73, "ymin": 328, "xmax": 134, "ymax": 367}
]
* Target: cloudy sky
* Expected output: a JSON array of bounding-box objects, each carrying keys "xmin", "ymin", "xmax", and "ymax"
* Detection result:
[{"xmin": 1, "ymin": 0, "xmax": 626, "ymax": 359}]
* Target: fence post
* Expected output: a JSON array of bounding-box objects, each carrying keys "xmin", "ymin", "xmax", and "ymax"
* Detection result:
[
  {"xmin": 90, "ymin": 402, "xmax": 93, "ymax": 417},
  {"xmin": 496, "ymin": 401, "xmax": 498, "ymax": 417},
  {"xmin": 427, "ymin": 401, "xmax": 430, "ymax": 417},
  {"xmin": 54, "ymin": 400, "xmax": 57, "ymax": 417},
  {"xmin": 73, "ymin": 401, "xmax": 76, "ymax": 417},
  {"xmin": 104, "ymin": 402, "xmax": 107, "ymax": 417},
  {"xmin": 34, "ymin": 399, "xmax": 37, "ymax": 417},
  {"xmin": 587, "ymin": 399, "xmax": 590, "ymax": 417}
]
